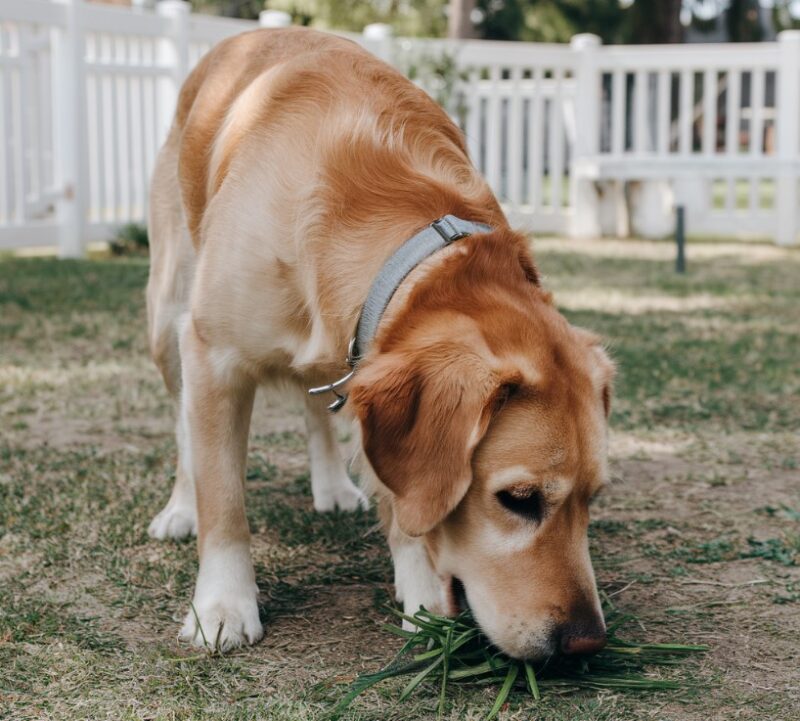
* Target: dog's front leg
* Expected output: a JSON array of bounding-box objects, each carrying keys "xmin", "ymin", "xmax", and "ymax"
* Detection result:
[
  {"xmin": 177, "ymin": 320, "xmax": 263, "ymax": 651},
  {"xmin": 304, "ymin": 395, "xmax": 368, "ymax": 512},
  {"xmin": 387, "ymin": 517, "xmax": 449, "ymax": 630}
]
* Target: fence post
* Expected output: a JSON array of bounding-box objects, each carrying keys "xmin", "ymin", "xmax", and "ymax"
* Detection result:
[
  {"xmin": 156, "ymin": 1, "xmax": 190, "ymax": 145},
  {"xmin": 259, "ymin": 10, "xmax": 292, "ymax": 28},
  {"xmin": 569, "ymin": 33, "xmax": 602, "ymax": 239},
  {"xmin": 52, "ymin": 0, "xmax": 87, "ymax": 258},
  {"xmin": 776, "ymin": 30, "xmax": 800, "ymax": 246}
]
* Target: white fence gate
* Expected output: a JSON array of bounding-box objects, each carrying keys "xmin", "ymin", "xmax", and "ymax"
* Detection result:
[{"xmin": 1, "ymin": 0, "xmax": 799, "ymax": 255}]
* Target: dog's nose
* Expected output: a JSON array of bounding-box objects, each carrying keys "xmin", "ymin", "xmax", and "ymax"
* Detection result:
[
  {"xmin": 557, "ymin": 619, "xmax": 607, "ymax": 656},
  {"xmin": 560, "ymin": 631, "xmax": 606, "ymax": 655}
]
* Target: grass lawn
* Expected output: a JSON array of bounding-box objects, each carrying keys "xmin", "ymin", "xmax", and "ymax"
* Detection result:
[{"xmin": 1, "ymin": 238, "xmax": 799, "ymax": 720}]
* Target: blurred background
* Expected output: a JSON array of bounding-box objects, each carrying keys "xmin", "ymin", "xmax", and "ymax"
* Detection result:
[
  {"xmin": 8, "ymin": 0, "xmax": 800, "ymax": 252},
  {"xmin": 99, "ymin": 0, "xmax": 800, "ymax": 43}
]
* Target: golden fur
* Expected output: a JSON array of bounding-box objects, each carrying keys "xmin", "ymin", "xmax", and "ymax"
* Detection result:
[{"xmin": 146, "ymin": 27, "xmax": 613, "ymax": 658}]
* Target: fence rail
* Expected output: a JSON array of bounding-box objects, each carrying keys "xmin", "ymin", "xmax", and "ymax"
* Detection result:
[{"xmin": 1, "ymin": 0, "xmax": 799, "ymax": 255}]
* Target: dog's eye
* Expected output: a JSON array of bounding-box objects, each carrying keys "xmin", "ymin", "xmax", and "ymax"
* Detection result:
[
  {"xmin": 496, "ymin": 487, "xmax": 543, "ymax": 522},
  {"xmin": 492, "ymin": 383, "xmax": 520, "ymax": 414}
]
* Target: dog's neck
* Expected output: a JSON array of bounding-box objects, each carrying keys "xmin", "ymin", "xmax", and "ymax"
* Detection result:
[
  {"xmin": 378, "ymin": 241, "xmax": 473, "ymax": 346},
  {"xmin": 308, "ymin": 219, "xmax": 488, "ymax": 410},
  {"xmin": 353, "ymin": 217, "xmax": 492, "ymax": 363}
]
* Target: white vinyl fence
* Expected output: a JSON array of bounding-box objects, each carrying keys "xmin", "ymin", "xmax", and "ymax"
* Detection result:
[{"xmin": 1, "ymin": 0, "xmax": 799, "ymax": 256}]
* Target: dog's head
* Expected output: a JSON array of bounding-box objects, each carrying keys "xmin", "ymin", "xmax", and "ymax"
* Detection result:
[{"xmin": 350, "ymin": 230, "xmax": 613, "ymax": 660}]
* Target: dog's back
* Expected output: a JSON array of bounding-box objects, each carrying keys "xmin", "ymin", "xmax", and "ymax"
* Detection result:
[
  {"xmin": 173, "ymin": 28, "xmax": 484, "ymax": 246},
  {"xmin": 149, "ymin": 27, "xmax": 500, "ymax": 376},
  {"xmin": 174, "ymin": 28, "xmax": 361, "ymax": 246}
]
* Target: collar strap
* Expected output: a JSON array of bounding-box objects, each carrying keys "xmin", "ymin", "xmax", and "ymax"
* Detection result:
[{"xmin": 308, "ymin": 214, "xmax": 492, "ymax": 412}]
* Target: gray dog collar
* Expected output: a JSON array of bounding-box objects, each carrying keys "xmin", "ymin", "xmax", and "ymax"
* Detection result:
[{"xmin": 308, "ymin": 214, "xmax": 492, "ymax": 412}]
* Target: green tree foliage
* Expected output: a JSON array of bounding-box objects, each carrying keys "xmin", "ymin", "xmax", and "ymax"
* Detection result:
[
  {"xmin": 264, "ymin": 0, "xmax": 448, "ymax": 36},
  {"xmin": 724, "ymin": 0, "xmax": 764, "ymax": 41},
  {"xmin": 190, "ymin": 0, "xmax": 263, "ymax": 19},
  {"xmin": 537, "ymin": 0, "xmax": 628, "ymax": 43},
  {"xmin": 772, "ymin": 0, "xmax": 800, "ymax": 31},
  {"xmin": 186, "ymin": 0, "xmax": 777, "ymax": 44},
  {"xmin": 475, "ymin": 0, "xmax": 526, "ymax": 40},
  {"xmin": 476, "ymin": 0, "xmax": 682, "ymax": 44},
  {"xmin": 620, "ymin": 0, "xmax": 683, "ymax": 43}
]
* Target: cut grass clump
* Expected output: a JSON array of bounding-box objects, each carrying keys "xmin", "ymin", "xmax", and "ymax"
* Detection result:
[{"xmin": 328, "ymin": 598, "xmax": 707, "ymax": 720}]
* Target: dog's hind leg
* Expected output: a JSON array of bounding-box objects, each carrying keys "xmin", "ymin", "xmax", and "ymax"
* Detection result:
[
  {"xmin": 148, "ymin": 390, "xmax": 197, "ymax": 540},
  {"xmin": 146, "ymin": 130, "xmax": 198, "ymax": 540},
  {"xmin": 304, "ymin": 395, "xmax": 368, "ymax": 512}
]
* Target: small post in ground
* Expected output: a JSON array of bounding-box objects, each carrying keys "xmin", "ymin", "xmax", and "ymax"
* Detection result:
[{"xmin": 675, "ymin": 205, "xmax": 686, "ymax": 274}]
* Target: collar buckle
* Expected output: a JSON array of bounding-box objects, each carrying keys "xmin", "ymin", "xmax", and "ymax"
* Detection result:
[
  {"xmin": 307, "ymin": 337, "xmax": 358, "ymax": 413},
  {"xmin": 431, "ymin": 216, "xmax": 471, "ymax": 243}
]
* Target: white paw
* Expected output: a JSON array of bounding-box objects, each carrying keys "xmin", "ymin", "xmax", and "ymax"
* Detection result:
[
  {"xmin": 312, "ymin": 475, "xmax": 369, "ymax": 513},
  {"xmin": 180, "ymin": 545, "xmax": 263, "ymax": 652},
  {"xmin": 148, "ymin": 500, "xmax": 197, "ymax": 540},
  {"xmin": 402, "ymin": 591, "xmax": 446, "ymax": 628},
  {"xmin": 179, "ymin": 590, "xmax": 263, "ymax": 652},
  {"xmin": 402, "ymin": 612, "xmax": 420, "ymax": 632},
  {"xmin": 393, "ymin": 543, "xmax": 446, "ymax": 629}
]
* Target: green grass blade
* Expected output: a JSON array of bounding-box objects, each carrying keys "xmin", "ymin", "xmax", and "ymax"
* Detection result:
[
  {"xmin": 399, "ymin": 656, "xmax": 444, "ymax": 702},
  {"xmin": 449, "ymin": 627, "xmax": 481, "ymax": 653},
  {"xmin": 380, "ymin": 623, "xmax": 416, "ymax": 639},
  {"xmin": 523, "ymin": 661, "xmax": 540, "ymax": 701},
  {"xmin": 438, "ymin": 626, "xmax": 453, "ymax": 718},
  {"xmin": 328, "ymin": 661, "xmax": 423, "ymax": 719},
  {"xmin": 330, "ymin": 604, "xmax": 707, "ymax": 717},
  {"xmin": 636, "ymin": 642, "xmax": 709, "ymax": 653},
  {"xmin": 486, "ymin": 663, "xmax": 519, "ymax": 721},
  {"xmin": 389, "ymin": 608, "xmax": 446, "ymax": 635},
  {"xmin": 414, "ymin": 646, "xmax": 444, "ymax": 662},
  {"xmin": 448, "ymin": 659, "xmax": 509, "ymax": 680}
]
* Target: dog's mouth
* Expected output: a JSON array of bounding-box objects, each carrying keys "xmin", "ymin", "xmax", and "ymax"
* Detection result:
[{"xmin": 448, "ymin": 576, "xmax": 470, "ymax": 616}]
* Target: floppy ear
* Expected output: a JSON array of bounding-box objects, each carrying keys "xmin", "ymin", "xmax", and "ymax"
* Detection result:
[
  {"xmin": 573, "ymin": 326, "xmax": 616, "ymax": 418},
  {"xmin": 350, "ymin": 345, "xmax": 505, "ymax": 536}
]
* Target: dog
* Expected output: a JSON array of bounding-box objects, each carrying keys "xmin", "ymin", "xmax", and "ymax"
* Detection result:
[{"xmin": 146, "ymin": 27, "xmax": 614, "ymax": 659}]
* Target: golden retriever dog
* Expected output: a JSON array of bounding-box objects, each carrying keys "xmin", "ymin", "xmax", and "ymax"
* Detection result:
[{"xmin": 146, "ymin": 27, "xmax": 614, "ymax": 659}]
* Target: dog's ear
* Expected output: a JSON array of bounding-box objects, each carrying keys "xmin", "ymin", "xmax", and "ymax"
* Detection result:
[
  {"xmin": 350, "ymin": 344, "xmax": 506, "ymax": 536},
  {"xmin": 573, "ymin": 327, "xmax": 615, "ymax": 418}
]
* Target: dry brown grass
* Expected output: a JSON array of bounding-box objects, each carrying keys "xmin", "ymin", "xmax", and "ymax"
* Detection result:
[{"xmin": 1, "ymin": 238, "xmax": 799, "ymax": 720}]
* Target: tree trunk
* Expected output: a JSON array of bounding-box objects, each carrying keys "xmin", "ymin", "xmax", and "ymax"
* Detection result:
[
  {"xmin": 626, "ymin": 0, "xmax": 684, "ymax": 44},
  {"xmin": 449, "ymin": 0, "xmax": 480, "ymax": 39}
]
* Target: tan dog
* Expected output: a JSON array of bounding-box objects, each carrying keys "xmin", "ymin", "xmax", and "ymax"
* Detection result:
[{"xmin": 146, "ymin": 27, "xmax": 614, "ymax": 659}]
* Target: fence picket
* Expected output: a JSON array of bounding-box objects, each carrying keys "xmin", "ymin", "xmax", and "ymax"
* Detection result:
[
  {"xmin": 465, "ymin": 69, "xmax": 480, "ymax": 166},
  {"xmin": 726, "ymin": 68, "xmax": 741, "ymax": 155},
  {"xmin": 703, "ymin": 69, "xmax": 717, "ymax": 155},
  {"xmin": 528, "ymin": 67, "xmax": 544, "ymax": 211},
  {"xmin": 507, "ymin": 65, "xmax": 522, "ymax": 209},
  {"xmin": 1, "ymin": 26, "xmax": 16, "ymax": 224},
  {"xmin": 656, "ymin": 70, "xmax": 670, "ymax": 155},
  {"xmin": 634, "ymin": 70, "xmax": 648, "ymax": 154},
  {"xmin": 485, "ymin": 64, "xmax": 502, "ymax": 193},
  {"xmin": 724, "ymin": 69, "xmax": 741, "ymax": 210},
  {"xmin": 750, "ymin": 68, "xmax": 765, "ymax": 155},
  {"xmin": 611, "ymin": 69, "xmax": 624, "ymax": 155},
  {"xmin": 549, "ymin": 69, "xmax": 564, "ymax": 209},
  {"xmin": 679, "ymin": 69, "xmax": 693, "ymax": 155}
]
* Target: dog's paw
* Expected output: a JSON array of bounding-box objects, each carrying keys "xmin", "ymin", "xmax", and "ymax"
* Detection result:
[
  {"xmin": 393, "ymin": 543, "xmax": 446, "ymax": 630},
  {"xmin": 148, "ymin": 500, "xmax": 197, "ymax": 540},
  {"xmin": 312, "ymin": 475, "xmax": 368, "ymax": 513},
  {"xmin": 179, "ymin": 593, "xmax": 263, "ymax": 652}
]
